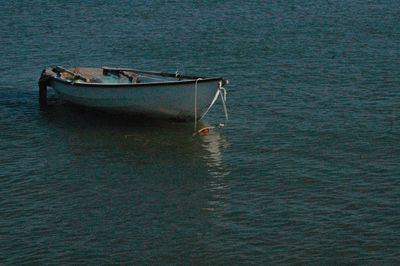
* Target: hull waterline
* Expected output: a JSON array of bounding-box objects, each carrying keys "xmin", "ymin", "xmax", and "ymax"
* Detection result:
[{"xmin": 39, "ymin": 67, "xmax": 228, "ymax": 121}]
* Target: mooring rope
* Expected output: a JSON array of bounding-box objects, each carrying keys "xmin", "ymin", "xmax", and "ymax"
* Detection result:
[
  {"xmin": 219, "ymin": 81, "xmax": 229, "ymax": 122},
  {"xmin": 192, "ymin": 79, "xmax": 228, "ymax": 135},
  {"xmin": 194, "ymin": 78, "xmax": 202, "ymax": 130}
]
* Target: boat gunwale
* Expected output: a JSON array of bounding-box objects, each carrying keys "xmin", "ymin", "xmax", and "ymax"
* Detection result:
[{"xmin": 51, "ymin": 76, "xmax": 225, "ymax": 88}]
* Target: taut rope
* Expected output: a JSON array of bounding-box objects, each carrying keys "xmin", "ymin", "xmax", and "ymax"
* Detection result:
[
  {"xmin": 194, "ymin": 78, "xmax": 202, "ymax": 130},
  {"xmin": 219, "ymin": 81, "xmax": 228, "ymax": 122}
]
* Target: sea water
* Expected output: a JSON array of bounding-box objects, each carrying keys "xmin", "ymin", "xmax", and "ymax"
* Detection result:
[{"xmin": 1, "ymin": 0, "xmax": 399, "ymax": 264}]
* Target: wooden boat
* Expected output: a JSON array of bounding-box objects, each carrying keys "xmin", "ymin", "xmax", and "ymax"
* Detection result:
[{"xmin": 38, "ymin": 66, "xmax": 228, "ymax": 121}]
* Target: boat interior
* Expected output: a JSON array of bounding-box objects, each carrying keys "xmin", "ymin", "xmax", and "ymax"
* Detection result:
[
  {"xmin": 55, "ymin": 67, "xmax": 138, "ymax": 84},
  {"xmin": 53, "ymin": 66, "xmax": 195, "ymax": 84}
]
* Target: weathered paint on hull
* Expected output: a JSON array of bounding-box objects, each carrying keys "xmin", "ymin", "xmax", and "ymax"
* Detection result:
[{"xmin": 50, "ymin": 78, "xmax": 221, "ymax": 120}]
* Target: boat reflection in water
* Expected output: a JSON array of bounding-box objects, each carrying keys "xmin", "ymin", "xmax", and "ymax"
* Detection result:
[
  {"xmin": 194, "ymin": 125, "xmax": 230, "ymax": 176},
  {"xmin": 39, "ymin": 102, "xmax": 231, "ymax": 241},
  {"xmin": 40, "ymin": 101, "xmax": 230, "ymax": 180}
]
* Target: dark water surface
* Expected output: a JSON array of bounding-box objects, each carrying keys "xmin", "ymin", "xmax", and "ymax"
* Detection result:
[{"xmin": 1, "ymin": 0, "xmax": 399, "ymax": 264}]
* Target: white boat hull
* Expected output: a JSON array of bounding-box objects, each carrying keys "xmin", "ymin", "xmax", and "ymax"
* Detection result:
[{"xmin": 50, "ymin": 78, "xmax": 221, "ymax": 120}]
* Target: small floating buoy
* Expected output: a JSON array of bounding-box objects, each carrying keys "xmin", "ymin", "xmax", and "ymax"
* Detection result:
[{"xmin": 192, "ymin": 126, "xmax": 215, "ymax": 136}]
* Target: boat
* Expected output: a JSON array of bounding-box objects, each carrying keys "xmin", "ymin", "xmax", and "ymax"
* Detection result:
[{"xmin": 38, "ymin": 66, "xmax": 228, "ymax": 121}]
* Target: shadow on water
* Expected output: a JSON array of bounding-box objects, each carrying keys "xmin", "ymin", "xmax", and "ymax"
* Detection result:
[
  {"xmin": 38, "ymin": 97, "xmax": 230, "ymax": 177},
  {"xmin": 1, "ymin": 91, "xmax": 233, "ymax": 264}
]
